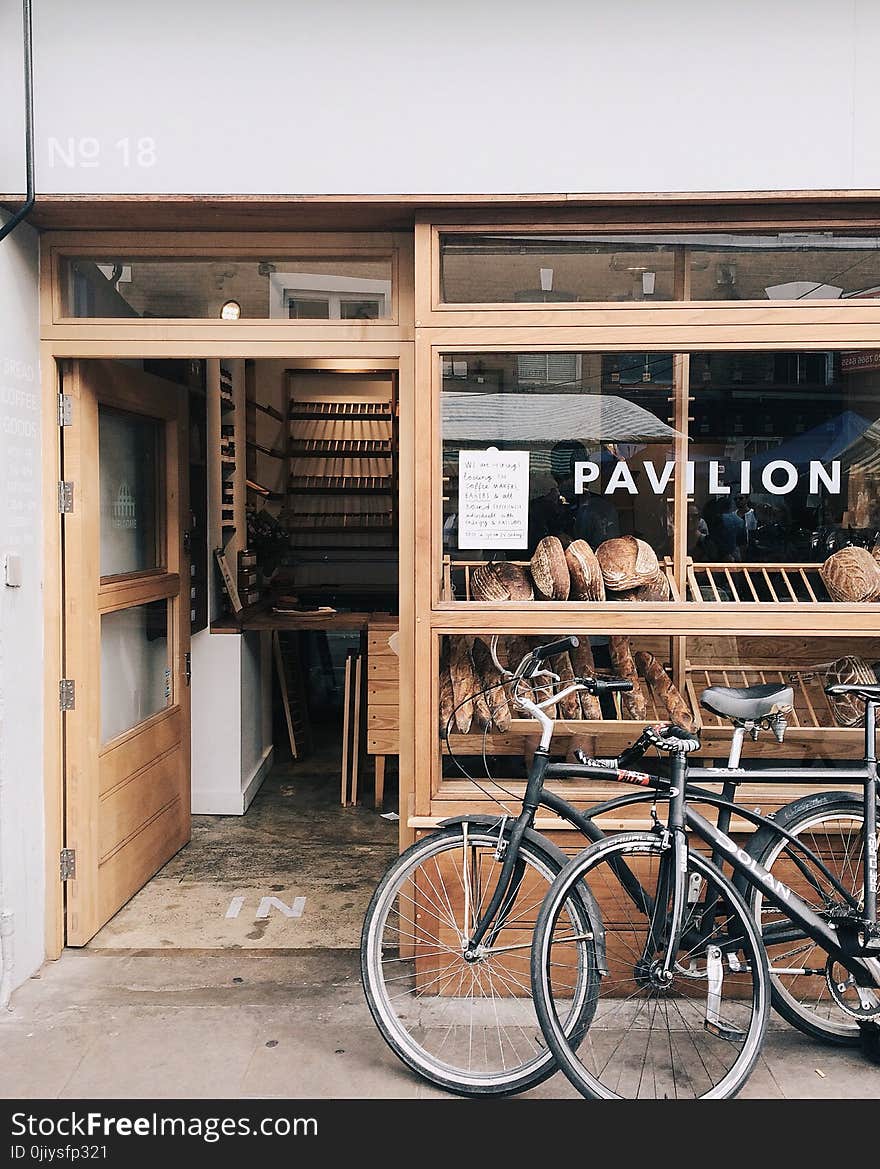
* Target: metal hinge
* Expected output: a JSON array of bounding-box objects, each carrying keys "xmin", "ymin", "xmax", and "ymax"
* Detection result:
[
  {"xmin": 58, "ymin": 392, "xmax": 73, "ymax": 427},
  {"xmin": 58, "ymin": 481, "xmax": 74, "ymax": 513},
  {"xmin": 59, "ymin": 678, "xmax": 75, "ymax": 711},
  {"xmin": 184, "ymin": 651, "xmax": 192, "ymax": 686},
  {"xmin": 60, "ymin": 848, "xmax": 76, "ymax": 881}
]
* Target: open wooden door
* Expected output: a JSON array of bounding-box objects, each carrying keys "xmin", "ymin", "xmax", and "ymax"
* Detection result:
[{"xmin": 62, "ymin": 359, "xmax": 191, "ymax": 946}]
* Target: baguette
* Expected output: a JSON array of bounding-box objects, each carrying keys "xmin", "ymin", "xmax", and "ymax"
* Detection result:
[
  {"xmin": 448, "ymin": 636, "xmax": 478, "ymax": 733},
  {"xmin": 550, "ymin": 652, "xmax": 581, "ymax": 720},
  {"xmin": 634, "ymin": 650, "xmax": 696, "ymax": 733},
  {"xmin": 570, "ymin": 637, "xmax": 601, "ymax": 720},
  {"xmin": 472, "ymin": 637, "xmax": 513, "ymax": 731},
  {"xmin": 439, "ymin": 639, "xmax": 456, "ymax": 733},
  {"xmin": 609, "ymin": 635, "xmax": 648, "ymax": 721}
]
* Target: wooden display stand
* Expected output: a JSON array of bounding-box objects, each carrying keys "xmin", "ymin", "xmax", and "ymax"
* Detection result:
[{"xmin": 366, "ymin": 617, "xmax": 399, "ymax": 811}]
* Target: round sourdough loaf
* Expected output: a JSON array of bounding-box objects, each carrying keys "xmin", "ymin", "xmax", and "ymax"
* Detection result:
[
  {"xmin": 565, "ymin": 539, "xmax": 605, "ymax": 601},
  {"xmin": 820, "ymin": 546, "xmax": 880, "ymax": 602},
  {"xmin": 530, "ymin": 536, "xmax": 570, "ymax": 600},
  {"xmin": 471, "ymin": 561, "xmax": 534, "ymax": 601},
  {"xmin": 615, "ymin": 570, "xmax": 671, "ymax": 602},
  {"xmin": 597, "ymin": 536, "xmax": 660, "ymax": 591}
]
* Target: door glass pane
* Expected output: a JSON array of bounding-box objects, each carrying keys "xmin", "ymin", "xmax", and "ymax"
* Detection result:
[
  {"xmin": 101, "ymin": 600, "xmax": 170, "ymax": 743},
  {"xmin": 99, "ymin": 407, "xmax": 162, "ymax": 577}
]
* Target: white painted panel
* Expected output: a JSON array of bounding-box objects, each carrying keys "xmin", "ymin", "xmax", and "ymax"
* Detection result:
[
  {"xmin": 0, "ymin": 214, "xmax": 43, "ymax": 992},
  {"xmin": 1, "ymin": 0, "xmax": 878, "ymax": 195}
]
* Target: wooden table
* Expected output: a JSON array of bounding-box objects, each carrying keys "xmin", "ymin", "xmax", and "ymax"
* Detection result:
[{"xmin": 211, "ymin": 600, "xmax": 377, "ymax": 633}]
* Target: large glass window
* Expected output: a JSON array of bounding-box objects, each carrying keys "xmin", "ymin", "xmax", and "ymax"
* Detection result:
[
  {"xmin": 441, "ymin": 351, "xmax": 677, "ymax": 601},
  {"xmin": 439, "ymin": 232, "xmax": 880, "ymax": 305},
  {"xmin": 441, "ymin": 348, "xmax": 880, "ymax": 604},
  {"xmin": 61, "ymin": 256, "xmax": 393, "ymax": 319},
  {"xmin": 688, "ymin": 351, "xmax": 880, "ymax": 589}
]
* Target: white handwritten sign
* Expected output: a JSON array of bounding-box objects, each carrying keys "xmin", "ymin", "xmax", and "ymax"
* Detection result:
[{"xmin": 458, "ymin": 448, "xmax": 530, "ymax": 549}]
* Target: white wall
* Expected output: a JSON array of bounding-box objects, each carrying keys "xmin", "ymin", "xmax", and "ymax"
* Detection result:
[
  {"xmin": 2, "ymin": 0, "xmax": 880, "ymax": 196},
  {"xmin": 0, "ymin": 214, "xmax": 43, "ymax": 995}
]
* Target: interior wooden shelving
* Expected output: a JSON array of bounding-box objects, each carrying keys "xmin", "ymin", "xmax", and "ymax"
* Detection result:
[
  {"xmin": 284, "ymin": 390, "xmax": 397, "ymax": 552},
  {"xmin": 685, "ymin": 560, "xmax": 831, "ymax": 603}
]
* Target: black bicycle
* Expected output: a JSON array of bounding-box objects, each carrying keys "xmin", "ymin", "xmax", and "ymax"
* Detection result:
[
  {"xmin": 531, "ymin": 663, "xmax": 880, "ymax": 1099},
  {"xmin": 361, "ymin": 635, "xmax": 879, "ymax": 1096}
]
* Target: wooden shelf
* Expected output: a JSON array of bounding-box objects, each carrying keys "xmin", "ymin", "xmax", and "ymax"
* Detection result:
[
  {"xmin": 289, "ymin": 400, "xmax": 392, "ymax": 420},
  {"xmin": 288, "ymin": 439, "xmax": 393, "ymax": 456},
  {"xmin": 288, "ymin": 476, "xmax": 393, "ymax": 493},
  {"xmin": 685, "ymin": 561, "xmax": 831, "ymax": 604}
]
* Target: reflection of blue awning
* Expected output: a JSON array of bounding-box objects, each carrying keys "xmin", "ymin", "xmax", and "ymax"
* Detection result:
[
  {"xmin": 748, "ymin": 411, "xmax": 872, "ymax": 470},
  {"xmin": 442, "ymin": 392, "xmax": 679, "ymax": 445}
]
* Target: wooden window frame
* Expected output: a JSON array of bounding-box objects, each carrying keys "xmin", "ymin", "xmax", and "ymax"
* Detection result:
[
  {"xmin": 413, "ymin": 212, "xmax": 880, "ymax": 818},
  {"xmin": 41, "ymin": 231, "xmax": 414, "ymax": 342}
]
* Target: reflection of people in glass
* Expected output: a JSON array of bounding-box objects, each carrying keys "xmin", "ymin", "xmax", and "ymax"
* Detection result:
[
  {"xmin": 706, "ymin": 496, "xmax": 745, "ymax": 562},
  {"xmin": 575, "ymin": 490, "xmax": 621, "ymax": 546},
  {"xmin": 528, "ymin": 471, "xmax": 569, "ymax": 551},
  {"xmin": 688, "ymin": 502, "xmax": 709, "ymax": 556}
]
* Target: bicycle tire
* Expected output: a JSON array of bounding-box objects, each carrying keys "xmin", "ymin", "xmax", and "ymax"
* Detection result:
[
  {"xmin": 361, "ymin": 822, "xmax": 599, "ymax": 1096},
  {"xmin": 746, "ymin": 789, "xmax": 880, "ymax": 1045},
  {"xmin": 532, "ymin": 832, "xmax": 770, "ymax": 1100}
]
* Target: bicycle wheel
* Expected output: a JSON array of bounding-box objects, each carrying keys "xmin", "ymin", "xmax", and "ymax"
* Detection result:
[
  {"xmin": 747, "ymin": 790, "xmax": 880, "ymax": 1045},
  {"xmin": 361, "ymin": 822, "xmax": 598, "ymax": 1096},
  {"xmin": 532, "ymin": 831, "xmax": 770, "ymax": 1100}
]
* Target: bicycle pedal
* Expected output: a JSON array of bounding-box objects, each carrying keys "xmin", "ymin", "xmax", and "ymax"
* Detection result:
[{"xmin": 704, "ymin": 1020, "xmax": 747, "ymax": 1043}]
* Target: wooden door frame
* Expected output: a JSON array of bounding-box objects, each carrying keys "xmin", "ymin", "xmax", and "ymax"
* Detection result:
[{"xmin": 41, "ymin": 336, "xmax": 415, "ymax": 961}]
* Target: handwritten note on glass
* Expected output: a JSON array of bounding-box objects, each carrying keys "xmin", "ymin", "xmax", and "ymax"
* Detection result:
[{"xmin": 458, "ymin": 448, "xmax": 530, "ymax": 549}]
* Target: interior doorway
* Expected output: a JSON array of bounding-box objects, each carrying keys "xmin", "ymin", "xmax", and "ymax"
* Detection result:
[{"xmin": 60, "ymin": 356, "xmax": 401, "ymax": 952}]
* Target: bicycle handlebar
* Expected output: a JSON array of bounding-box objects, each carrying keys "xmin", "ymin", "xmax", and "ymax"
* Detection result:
[{"xmin": 532, "ymin": 635, "xmax": 579, "ymax": 662}]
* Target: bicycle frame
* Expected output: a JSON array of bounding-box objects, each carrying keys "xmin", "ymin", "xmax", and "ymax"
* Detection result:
[{"xmin": 461, "ymin": 687, "xmax": 879, "ymax": 995}]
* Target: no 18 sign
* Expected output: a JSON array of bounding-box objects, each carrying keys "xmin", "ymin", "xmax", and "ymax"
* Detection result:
[{"xmin": 48, "ymin": 137, "xmax": 157, "ymax": 168}]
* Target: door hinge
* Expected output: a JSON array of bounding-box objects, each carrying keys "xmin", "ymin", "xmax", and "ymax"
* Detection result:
[
  {"xmin": 60, "ymin": 848, "xmax": 76, "ymax": 881},
  {"xmin": 184, "ymin": 651, "xmax": 192, "ymax": 686},
  {"xmin": 58, "ymin": 481, "xmax": 74, "ymax": 514},
  {"xmin": 58, "ymin": 392, "xmax": 73, "ymax": 427},
  {"xmin": 59, "ymin": 678, "xmax": 76, "ymax": 711}
]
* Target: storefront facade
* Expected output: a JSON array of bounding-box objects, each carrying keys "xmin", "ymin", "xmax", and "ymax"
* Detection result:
[{"xmin": 4, "ymin": 0, "xmax": 880, "ymax": 996}]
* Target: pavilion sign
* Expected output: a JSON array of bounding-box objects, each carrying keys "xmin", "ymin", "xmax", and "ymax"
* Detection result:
[{"xmin": 573, "ymin": 460, "xmax": 841, "ymax": 496}]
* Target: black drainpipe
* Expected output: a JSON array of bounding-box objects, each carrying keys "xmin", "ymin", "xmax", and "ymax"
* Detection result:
[{"xmin": 0, "ymin": 0, "xmax": 35, "ymax": 245}]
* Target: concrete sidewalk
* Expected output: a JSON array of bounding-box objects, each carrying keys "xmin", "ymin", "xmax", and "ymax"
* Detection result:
[{"xmin": 2, "ymin": 950, "xmax": 879, "ymax": 1100}]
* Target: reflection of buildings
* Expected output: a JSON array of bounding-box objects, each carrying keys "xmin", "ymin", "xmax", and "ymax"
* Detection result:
[{"xmin": 442, "ymin": 391, "xmax": 679, "ymax": 556}]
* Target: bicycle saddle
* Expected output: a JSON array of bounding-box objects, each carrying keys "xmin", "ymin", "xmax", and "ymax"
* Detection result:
[
  {"xmin": 699, "ymin": 683, "xmax": 794, "ymax": 722},
  {"xmin": 825, "ymin": 683, "xmax": 880, "ymax": 701}
]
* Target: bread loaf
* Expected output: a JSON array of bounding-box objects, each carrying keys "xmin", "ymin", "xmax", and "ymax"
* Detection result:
[
  {"xmin": 472, "ymin": 637, "xmax": 512, "ymax": 731},
  {"xmin": 609, "ymin": 635, "xmax": 648, "ymax": 720},
  {"xmin": 471, "ymin": 561, "xmax": 534, "ymax": 602},
  {"xmin": 616, "ymin": 570, "xmax": 671, "ymax": 602},
  {"xmin": 439, "ymin": 640, "xmax": 456, "ymax": 733},
  {"xmin": 570, "ymin": 637, "xmax": 601, "ymax": 719},
  {"xmin": 820, "ymin": 546, "xmax": 880, "ymax": 602},
  {"xmin": 530, "ymin": 537, "xmax": 571, "ymax": 600},
  {"xmin": 550, "ymin": 652, "xmax": 581, "ymax": 720},
  {"xmin": 448, "ymin": 636, "xmax": 478, "ymax": 733},
  {"xmin": 634, "ymin": 650, "xmax": 696, "ymax": 732},
  {"xmin": 565, "ymin": 540, "xmax": 605, "ymax": 601},
  {"xmin": 597, "ymin": 536, "xmax": 660, "ymax": 592}
]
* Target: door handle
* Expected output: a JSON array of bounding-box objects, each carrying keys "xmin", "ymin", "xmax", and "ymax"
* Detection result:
[{"xmin": 184, "ymin": 652, "xmax": 192, "ymax": 686}]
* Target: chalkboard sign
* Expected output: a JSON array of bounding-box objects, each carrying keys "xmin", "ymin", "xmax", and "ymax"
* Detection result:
[{"xmin": 458, "ymin": 448, "xmax": 530, "ymax": 549}]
